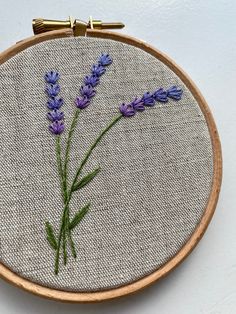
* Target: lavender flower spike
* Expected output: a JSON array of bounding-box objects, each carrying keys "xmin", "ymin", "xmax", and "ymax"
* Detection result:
[
  {"xmin": 45, "ymin": 71, "xmax": 60, "ymax": 84},
  {"xmin": 45, "ymin": 70, "xmax": 64, "ymax": 135},
  {"xmin": 167, "ymin": 86, "xmax": 183, "ymax": 100},
  {"xmin": 75, "ymin": 53, "xmax": 112, "ymax": 111},
  {"xmin": 120, "ymin": 85, "xmax": 183, "ymax": 117}
]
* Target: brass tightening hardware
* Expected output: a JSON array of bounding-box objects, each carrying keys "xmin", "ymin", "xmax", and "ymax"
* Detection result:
[{"xmin": 32, "ymin": 16, "xmax": 125, "ymax": 36}]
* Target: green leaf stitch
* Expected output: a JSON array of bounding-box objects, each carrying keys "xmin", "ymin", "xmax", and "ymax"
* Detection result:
[
  {"xmin": 69, "ymin": 204, "xmax": 90, "ymax": 230},
  {"xmin": 45, "ymin": 222, "xmax": 58, "ymax": 250},
  {"xmin": 72, "ymin": 167, "xmax": 101, "ymax": 192}
]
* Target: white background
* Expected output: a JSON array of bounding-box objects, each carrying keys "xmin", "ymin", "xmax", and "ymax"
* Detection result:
[{"xmin": 0, "ymin": 0, "xmax": 235, "ymax": 313}]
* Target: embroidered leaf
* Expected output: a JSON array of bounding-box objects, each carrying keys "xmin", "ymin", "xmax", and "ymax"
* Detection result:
[
  {"xmin": 45, "ymin": 222, "xmax": 58, "ymax": 250},
  {"xmin": 69, "ymin": 204, "xmax": 90, "ymax": 230},
  {"xmin": 72, "ymin": 167, "xmax": 101, "ymax": 192}
]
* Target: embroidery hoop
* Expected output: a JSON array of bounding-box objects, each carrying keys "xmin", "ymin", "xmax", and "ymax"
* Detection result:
[{"xmin": 0, "ymin": 28, "xmax": 222, "ymax": 303}]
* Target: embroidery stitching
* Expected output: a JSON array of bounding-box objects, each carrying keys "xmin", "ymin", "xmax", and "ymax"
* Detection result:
[{"xmin": 44, "ymin": 54, "xmax": 183, "ymax": 274}]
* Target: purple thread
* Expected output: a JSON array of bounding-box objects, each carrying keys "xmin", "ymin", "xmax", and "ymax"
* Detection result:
[
  {"xmin": 46, "ymin": 84, "xmax": 60, "ymax": 98},
  {"xmin": 153, "ymin": 88, "xmax": 168, "ymax": 102},
  {"xmin": 142, "ymin": 92, "xmax": 155, "ymax": 106},
  {"xmin": 98, "ymin": 53, "xmax": 112, "ymax": 66},
  {"xmin": 44, "ymin": 71, "xmax": 60, "ymax": 84},
  {"xmin": 91, "ymin": 64, "xmax": 106, "ymax": 77},
  {"xmin": 119, "ymin": 86, "xmax": 183, "ymax": 117},
  {"xmin": 44, "ymin": 70, "xmax": 65, "ymax": 134},
  {"xmin": 131, "ymin": 98, "xmax": 145, "ymax": 111},
  {"xmin": 119, "ymin": 103, "xmax": 135, "ymax": 117},
  {"xmin": 47, "ymin": 98, "xmax": 64, "ymax": 110},
  {"xmin": 75, "ymin": 96, "xmax": 90, "ymax": 109},
  {"xmin": 47, "ymin": 110, "xmax": 64, "ymax": 122},
  {"xmin": 167, "ymin": 86, "xmax": 183, "ymax": 100},
  {"xmin": 49, "ymin": 121, "xmax": 65, "ymax": 135},
  {"xmin": 84, "ymin": 75, "xmax": 100, "ymax": 87},
  {"xmin": 75, "ymin": 53, "xmax": 112, "ymax": 110},
  {"xmin": 80, "ymin": 85, "xmax": 96, "ymax": 98}
]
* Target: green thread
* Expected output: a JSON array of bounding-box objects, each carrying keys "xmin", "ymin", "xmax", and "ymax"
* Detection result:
[
  {"xmin": 72, "ymin": 167, "xmax": 101, "ymax": 191},
  {"xmin": 56, "ymin": 136, "xmax": 67, "ymax": 203},
  {"xmin": 69, "ymin": 203, "xmax": 90, "ymax": 230},
  {"xmin": 62, "ymin": 226, "xmax": 67, "ymax": 265},
  {"xmin": 52, "ymin": 114, "xmax": 123, "ymax": 274},
  {"xmin": 54, "ymin": 205, "xmax": 68, "ymax": 274},
  {"xmin": 45, "ymin": 222, "xmax": 57, "ymax": 250},
  {"xmin": 63, "ymin": 109, "xmax": 80, "ymax": 189},
  {"xmin": 69, "ymin": 114, "xmax": 122, "ymax": 198}
]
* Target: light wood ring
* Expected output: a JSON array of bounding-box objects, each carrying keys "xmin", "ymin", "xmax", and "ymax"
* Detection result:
[{"xmin": 0, "ymin": 29, "xmax": 222, "ymax": 303}]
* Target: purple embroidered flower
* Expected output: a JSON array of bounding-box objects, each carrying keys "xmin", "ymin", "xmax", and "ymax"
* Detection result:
[
  {"xmin": 46, "ymin": 84, "xmax": 60, "ymax": 97},
  {"xmin": 142, "ymin": 92, "xmax": 155, "ymax": 106},
  {"xmin": 119, "ymin": 85, "xmax": 183, "ymax": 117},
  {"xmin": 47, "ymin": 97, "xmax": 64, "ymax": 110},
  {"xmin": 91, "ymin": 64, "xmax": 106, "ymax": 77},
  {"xmin": 153, "ymin": 88, "xmax": 168, "ymax": 102},
  {"xmin": 84, "ymin": 75, "xmax": 100, "ymax": 87},
  {"xmin": 75, "ymin": 53, "xmax": 112, "ymax": 110},
  {"xmin": 49, "ymin": 121, "xmax": 65, "ymax": 135},
  {"xmin": 80, "ymin": 85, "xmax": 96, "ymax": 98},
  {"xmin": 98, "ymin": 53, "xmax": 112, "ymax": 66},
  {"xmin": 47, "ymin": 109, "xmax": 64, "ymax": 122},
  {"xmin": 131, "ymin": 98, "xmax": 145, "ymax": 111},
  {"xmin": 45, "ymin": 70, "xmax": 64, "ymax": 135},
  {"xmin": 119, "ymin": 103, "xmax": 135, "ymax": 117},
  {"xmin": 167, "ymin": 86, "xmax": 183, "ymax": 100},
  {"xmin": 75, "ymin": 96, "xmax": 90, "ymax": 109},
  {"xmin": 44, "ymin": 71, "xmax": 60, "ymax": 84}
]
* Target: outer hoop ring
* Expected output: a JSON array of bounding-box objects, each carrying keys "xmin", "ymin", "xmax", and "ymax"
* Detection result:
[{"xmin": 0, "ymin": 29, "xmax": 222, "ymax": 303}]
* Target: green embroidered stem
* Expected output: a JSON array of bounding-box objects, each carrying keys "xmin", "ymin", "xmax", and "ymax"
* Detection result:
[
  {"xmin": 66, "ymin": 211, "xmax": 77, "ymax": 258},
  {"xmin": 54, "ymin": 114, "xmax": 123, "ymax": 274},
  {"xmin": 62, "ymin": 225, "xmax": 67, "ymax": 265},
  {"xmin": 55, "ymin": 136, "xmax": 69, "ymax": 269},
  {"xmin": 45, "ymin": 222, "xmax": 57, "ymax": 250},
  {"xmin": 62, "ymin": 109, "xmax": 80, "ymax": 258},
  {"xmin": 56, "ymin": 136, "xmax": 67, "ymax": 202},
  {"xmin": 63, "ymin": 109, "xmax": 80, "ymax": 188},
  {"xmin": 54, "ymin": 203, "xmax": 69, "ymax": 274},
  {"xmin": 68, "ymin": 114, "xmax": 122, "ymax": 199}
]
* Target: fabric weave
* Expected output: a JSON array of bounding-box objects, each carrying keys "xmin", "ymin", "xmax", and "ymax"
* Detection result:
[{"xmin": 0, "ymin": 37, "xmax": 213, "ymax": 291}]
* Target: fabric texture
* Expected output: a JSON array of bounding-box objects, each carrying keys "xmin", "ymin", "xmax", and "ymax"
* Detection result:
[{"xmin": 0, "ymin": 37, "xmax": 213, "ymax": 292}]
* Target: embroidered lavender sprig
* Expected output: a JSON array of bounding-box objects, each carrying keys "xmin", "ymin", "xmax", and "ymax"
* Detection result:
[
  {"xmin": 44, "ymin": 54, "xmax": 113, "ymax": 274},
  {"xmin": 43, "ymin": 55, "xmax": 183, "ymax": 276},
  {"xmin": 45, "ymin": 71, "xmax": 65, "ymax": 134},
  {"xmin": 119, "ymin": 86, "xmax": 183, "ymax": 117},
  {"xmin": 75, "ymin": 53, "xmax": 112, "ymax": 109}
]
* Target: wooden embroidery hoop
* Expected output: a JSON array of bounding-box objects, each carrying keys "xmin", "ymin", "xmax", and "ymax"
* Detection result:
[{"xmin": 0, "ymin": 29, "xmax": 222, "ymax": 303}]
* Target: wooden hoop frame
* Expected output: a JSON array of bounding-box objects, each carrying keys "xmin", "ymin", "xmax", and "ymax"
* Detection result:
[{"xmin": 0, "ymin": 29, "xmax": 222, "ymax": 303}]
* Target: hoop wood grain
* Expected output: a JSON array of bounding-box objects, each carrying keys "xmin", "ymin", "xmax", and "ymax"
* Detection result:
[{"xmin": 0, "ymin": 29, "xmax": 222, "ymax": 303}]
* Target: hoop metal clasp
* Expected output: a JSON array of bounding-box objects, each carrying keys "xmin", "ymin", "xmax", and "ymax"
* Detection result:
[{"xmin": 32, "ymin": 16, "xmax": 125, "ymax": 36}]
